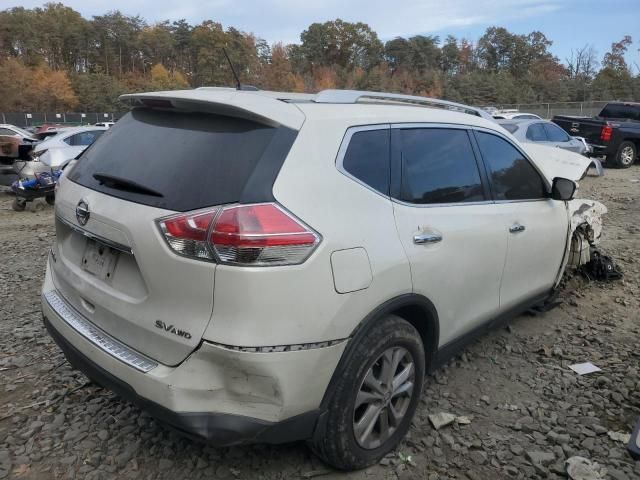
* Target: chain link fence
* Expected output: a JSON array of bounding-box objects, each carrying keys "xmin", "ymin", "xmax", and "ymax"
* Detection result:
[
  {"xmin": 483, "ymin": 101, "xmax": 611, "ymax": 119},
  {"xmin": 0, "ymin": 101, "xmax": 618, "ymax": 127},
  {"xmin": 1, "ymin": 112, "xmax": 126, "ymax": 127}
]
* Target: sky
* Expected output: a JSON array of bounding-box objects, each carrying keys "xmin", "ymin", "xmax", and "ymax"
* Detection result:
[{"xmin": 10, "ymin": 0, "xmax": 640, "ymax": 72}]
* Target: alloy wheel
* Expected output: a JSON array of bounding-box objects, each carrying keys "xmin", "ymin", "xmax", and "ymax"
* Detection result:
[
  {"xmin": 621, "ymin": 146, "xmax": 635, "ymax": 166},
  {"xmin": 353, "ymin": 346, "xmax": 415, "ymax": 450}
]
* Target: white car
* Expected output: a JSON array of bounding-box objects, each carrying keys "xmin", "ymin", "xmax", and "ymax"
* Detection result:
[
  {"xmin": 94, "ymin": 122, "xmax": 115, "ymax": 128},
  {"xmin": 31, "ymin": 126, "xmax": 108, "ymax": 168},
  {"xmin": 493, "ymin": 109, "xmax": 542, "ymax": 120},
  {"xmin": 41, "ymin": 88, "xmax": 606, "ymax": 470}
]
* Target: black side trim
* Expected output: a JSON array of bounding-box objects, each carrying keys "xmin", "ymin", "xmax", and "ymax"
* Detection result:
[
  {"xmin": 43, "ymin": 315, "xmax": 319, "ymax": 446},
  {"xmin": 239, "ymin": 126, "xmax": 298, "ymax": 204},
  {"xmin": 314, "ymin": 290, "xmax": 552, "ymax": 444},
  {"xmin": 431, "ymin": 291, "xmax": 549, "ymax": 371}
]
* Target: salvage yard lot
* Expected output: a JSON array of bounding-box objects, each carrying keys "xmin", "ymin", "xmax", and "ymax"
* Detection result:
[{"xmin": 0, "ymin": 167, "xmax": 639, "ymax": 480}]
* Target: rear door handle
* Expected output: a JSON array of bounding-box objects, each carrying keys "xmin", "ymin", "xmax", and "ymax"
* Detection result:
[
  {"xmin": 413, "ymin": 233, "xmax": 442, "ymax": 244},
  {"xmin": 509, "ymin": 223, "xmax": 526, "ymax": 233}
]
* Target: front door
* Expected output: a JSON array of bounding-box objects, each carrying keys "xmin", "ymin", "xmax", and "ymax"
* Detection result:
[{"xmin": 473, "ymin": 130, "xmax": 568, "ymax": 310}]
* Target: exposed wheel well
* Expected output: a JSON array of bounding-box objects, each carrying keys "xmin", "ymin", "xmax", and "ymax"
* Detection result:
[
  {"xmin": 319, "ymin": 294, "xmax": 440, "ymax": 411},
  {"xmin": 388, "ymin": 303, "xmax": 439, "ymax": 370}
]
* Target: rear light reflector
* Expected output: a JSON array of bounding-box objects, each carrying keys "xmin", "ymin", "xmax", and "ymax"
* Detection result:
[
  {"xmin": 158, "ymin": 209, "xmax": 218, "ymax": 260},
  {"xmin": 600, "ymin": 124, "xmax": 612, "ymax": 142},
  {"xmin": 157, "ymin": 203, "xmax": 320, "ymax": 266}
]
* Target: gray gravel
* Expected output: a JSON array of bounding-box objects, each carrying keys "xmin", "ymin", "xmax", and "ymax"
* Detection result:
[{"xmin": 1, "ymin": 166, "xmax": 639, "ymax": 479}]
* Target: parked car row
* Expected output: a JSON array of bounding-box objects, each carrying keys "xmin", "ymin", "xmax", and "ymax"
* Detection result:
[{"xmin": 0, "ymin": 123, "xmax": 112, "ymax": 188}]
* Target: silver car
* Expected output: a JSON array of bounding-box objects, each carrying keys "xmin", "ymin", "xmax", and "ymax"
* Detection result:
[
  {"xmin": 13, "ymin": 126, "xmax": 107, "ymax": 180},
  {"xmin": 498, "ymin": 119, "xmax": 589, "ymax": 154},
  {"xmin": 499, "ymin": 119, "xmax": 603, "ymax": 176}
]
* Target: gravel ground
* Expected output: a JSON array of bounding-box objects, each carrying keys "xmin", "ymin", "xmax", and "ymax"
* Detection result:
[{"xmin": 0, "ymin": 166, "xmax": 639, "ymax": 480}]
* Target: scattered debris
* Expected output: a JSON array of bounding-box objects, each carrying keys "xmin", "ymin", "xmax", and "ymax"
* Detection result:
[
  {"xmin": 569, "ymin": 362, "xmax": 601, "ymax": 375},
  {"xmin": 455, "ymin": 416, "xmax": 472, "ymax": 425},
  {"xmin": 565, "ymin": 456, "xmax": 607, "ymax": 480},
  {"xmin": 428, "ymin": 412, "xmax": 456, "ymax": 430},
  {"xmin": 301, "ymin": 470, "xmax": 332, "ymax": 478},
  {"xmin": 607, "ymin": 431, "xmax": 631, "ymax": 443}
]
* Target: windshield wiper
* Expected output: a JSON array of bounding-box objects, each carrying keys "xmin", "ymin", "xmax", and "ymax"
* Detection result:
[{"xmin": 93, "ymin": 173, "xmax": 164, "ymax": 197}]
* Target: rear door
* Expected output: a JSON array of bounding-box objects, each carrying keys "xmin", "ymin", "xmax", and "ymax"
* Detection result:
[
  {"xmin": 52, "ymin": 108, "xmax": 288, "ymax": 365},
  {"xmin": 472, "ymin": 129, "xmax": 567, "ymax": 310},
  {"xmin": 390, "ymin": 125, "xmax": 507, "ymax": 346}
]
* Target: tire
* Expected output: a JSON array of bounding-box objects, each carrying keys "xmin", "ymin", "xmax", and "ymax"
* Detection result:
[
  {"xmin": 45, "ymin": 194, "xmax": 55, "ymax": 206},
  {"xmin": 311, "ymin": 315, "xmax": 425, "ymax": 470},
  {"xmin": 12, "ymin": 197, "xmax": 26, "ymax": 211},
  {"xmin": 611, "ymin": 141, "xmax": 636, "ymax": 168}
]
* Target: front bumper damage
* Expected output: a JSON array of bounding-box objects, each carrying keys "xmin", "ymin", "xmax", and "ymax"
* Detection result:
[{"xmin": 555, "ymin": 198, "xmax": 608, "ymax": 286}]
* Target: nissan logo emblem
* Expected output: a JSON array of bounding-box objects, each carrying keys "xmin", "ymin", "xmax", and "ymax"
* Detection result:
[{"xmin": 76, "ymin": 200, "xmax": 90, "ymax": 226}]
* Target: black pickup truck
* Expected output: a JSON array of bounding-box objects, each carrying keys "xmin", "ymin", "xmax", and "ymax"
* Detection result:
[{"xmin": 552, "ymin": 102, "xmax": 640, "ymax": 168}]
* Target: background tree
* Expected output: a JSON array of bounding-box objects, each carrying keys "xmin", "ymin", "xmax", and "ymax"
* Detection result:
[{"xmin": 0, "ymin": 3, "xmax": 638, "ymax": 112}]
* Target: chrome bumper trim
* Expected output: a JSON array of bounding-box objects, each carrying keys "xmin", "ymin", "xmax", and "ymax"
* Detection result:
[{"xmin": 43, "ymin": 290, "xmax": 158, "ymax": 372}]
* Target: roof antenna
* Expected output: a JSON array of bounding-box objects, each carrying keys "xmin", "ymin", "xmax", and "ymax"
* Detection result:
[
  {"xmin": 222, "ymin": 48, "xmax": 258, "ymax": 91},
  {"xmin": 222, "ymin": 47, "xmax": 241, "ymax": 90}
]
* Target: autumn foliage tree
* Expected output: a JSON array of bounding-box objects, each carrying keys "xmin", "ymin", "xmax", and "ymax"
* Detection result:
[{"xmin": 0, "ymin": 3, "xmax": 638, "ymax": 113}]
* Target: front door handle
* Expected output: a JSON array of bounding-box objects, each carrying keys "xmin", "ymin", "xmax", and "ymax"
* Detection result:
[
  {"xmin": 413, "ymin": 233, "xmax": 443, "ymax": 244},
  {"xmin": 509, "ymin": 223, "xmax": 526, "ymax": 233}
]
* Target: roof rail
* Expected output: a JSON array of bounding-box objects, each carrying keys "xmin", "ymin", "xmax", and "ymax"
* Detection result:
[{"xmin": 314, "ymin": 89, "xmax": 495, "ymax": 121}]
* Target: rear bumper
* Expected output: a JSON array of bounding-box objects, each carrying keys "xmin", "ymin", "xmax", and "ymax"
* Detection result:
[
  {"xmin": 41, "ymin": 257, "xmax": 346, "ymax": 445},
  {"xmin": 43, "ymin": 314, "xmax": 320, "ymax": 445},
  {"xmin": 586, "ymin": 143, "xmax": 613, "ymax": 158}
]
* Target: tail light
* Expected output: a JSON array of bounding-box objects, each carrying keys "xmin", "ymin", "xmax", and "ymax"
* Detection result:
[
  {"xmin": 600, "ymin": 124, "xmax": 612, "ymax": 142},
  {"xmin": 30, "ymin": 148, "xmax": 47, "ymax": 161},
  {"xmin": 157, "ymin": 203, "xmax": 320, "ymax": 266}
]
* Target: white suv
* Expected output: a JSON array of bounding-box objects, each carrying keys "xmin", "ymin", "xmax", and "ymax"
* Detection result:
[{"xmin": 41, "ymin": 88, "xmax": 601, "ymax": 470}]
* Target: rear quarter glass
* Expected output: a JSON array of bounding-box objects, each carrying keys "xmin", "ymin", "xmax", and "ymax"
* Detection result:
[{"xmin": 68, "ymin": 109, "xmax": 295, "ymax": 211}]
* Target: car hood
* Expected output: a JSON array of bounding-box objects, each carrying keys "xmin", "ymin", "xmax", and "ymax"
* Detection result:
[{"xmin": 522, "ymin": 143, "xmax": 593, "ymax": 182}]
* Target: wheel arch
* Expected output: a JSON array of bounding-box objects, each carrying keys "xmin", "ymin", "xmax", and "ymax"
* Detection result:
[{"xmin": 319, "ymin": 293, "xmax": 439, "ymax": 411}]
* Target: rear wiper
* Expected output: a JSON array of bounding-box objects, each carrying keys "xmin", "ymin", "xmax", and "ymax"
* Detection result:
[{"xmin": 93, "ymin": 173, "xmax": 164, "ymax": 197}]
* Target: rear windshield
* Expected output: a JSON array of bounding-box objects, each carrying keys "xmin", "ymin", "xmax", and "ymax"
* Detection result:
[
  {"xmin": 599, "ymin": 104, "xmax": 640, "ymax": 121},
  {"xmin": 68, "ymin": 109, "xmax": 279, "ymax": 211},
  {"xmin": 500, "ymin": 123, "xmax": 519, "ymax": 134}
]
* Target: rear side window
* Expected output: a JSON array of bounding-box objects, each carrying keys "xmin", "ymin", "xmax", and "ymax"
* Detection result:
[
  {"xmin": 64, "ymin": 130, "xmax": 105, "ymax": 146},
  {"xmin": 68, "ymin": 109, "xmax": 283, "ymax": 211},
  {"xmin": 475, "ymin": 131, "xmax": 546, "ymax": 201},
  {"xmin": 398, "ymin": 128, "xmax": 485, "ymax": 204},
  {"xmin": 342, "ymin": 129, "xmax": 390, "ymax": 195},
  {"xmin": 500, "ymin": 123, "xmax": 519, "ymax": 134},
  {"xmin": 543, "ymin": 123, "xmax": 570, "ymax": 142},
  {"xmin": 526, "ymin": 123, "xmax": 547, "ymax": 141},
  {"xmin": 600, "ymin": 104, "xmax": 640, "ymax": 120}
]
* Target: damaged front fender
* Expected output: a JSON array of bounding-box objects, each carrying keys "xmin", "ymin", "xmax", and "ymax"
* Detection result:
[{"xmin": 555, "ymin": 198, "xmax": 608, "ymax": 286}]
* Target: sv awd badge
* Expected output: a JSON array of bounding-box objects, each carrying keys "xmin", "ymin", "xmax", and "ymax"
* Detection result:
[{"xmin": 155, "ymin": 320, "xmax": 192, "ymax": 339}]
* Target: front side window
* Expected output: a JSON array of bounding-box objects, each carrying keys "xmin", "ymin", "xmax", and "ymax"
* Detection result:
[
  {"xmin": 526, "ymin": 123, "xmax": 547, "ymax": 141},
  {"xmin": 342, "ymin": 128, "xmax": 390, "ymax": 195},
  {"xmin": 0, "ymin": 128, "xmax": 15, "ymax": 136},
  {"xmin": 475, "ymin": 131, "xmax": 547, "ymax": 201},
  {"xmin": 543, "ymin": 123, "xmax": 570, "ymax": 142},
  {"xmin": 398, "ymin": 128, "xmax": 485, "ymax": 204}
]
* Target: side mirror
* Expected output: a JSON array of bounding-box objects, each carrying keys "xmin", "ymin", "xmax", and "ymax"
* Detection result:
[{"xmin": 551, "ymin": 177, "xmax": 576, "ymax": 201}]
